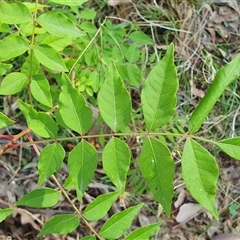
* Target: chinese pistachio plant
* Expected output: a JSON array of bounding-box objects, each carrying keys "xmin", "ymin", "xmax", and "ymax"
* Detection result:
[{"xmin": 0, "ymin": 0, "xmax": 240, "ymax": 239}]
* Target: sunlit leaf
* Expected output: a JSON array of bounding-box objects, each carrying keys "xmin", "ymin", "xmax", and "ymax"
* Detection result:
[
  {"xmin": 37, "ymin": 214, "xmax": 79, "ymax": 237},
  {"xmin": 15, "ymin": 188, "xmax": 61, "ymax": 208},
  {"xmin": 102, "ymin": 137, "xmax": 130, "ymax": 193},
  {"xmin": 0, "ymin": 113, "xmax": 15, "ymax": 129},
  {"xmin": 0, "ymin": 63, "xmax": 12, "ymax": 77},
  {"xmin": 38, "ymin": 143, "xmax": 65, "ymax": 185},
  {"xmin": 49, "ymin": 0, "xmax": 88, "ymax": 6},
  {"xmin": 139, "ymin": 137, "xmax": 175, "ymax": 217},
  {"xmin": 182, "ymin": 138, "xmax": 219, "ymax": 219},
  {"xmin": 141, "ymin": 43, "xmax": 178, "ymax": 130},
  {"xmin": 189, "ymin": 54, "xmax": 240, "ymax": 133}
]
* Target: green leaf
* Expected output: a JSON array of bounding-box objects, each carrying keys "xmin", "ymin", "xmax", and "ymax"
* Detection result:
[
  {"xmin": 0, "ymin": 208, "xmax": 13, "ymax": 222},
  {"xmin": 0, "ymin": 2, "xmax": 32, "ymax": 24},
  {"xmin": 15, "ymin": 188, "xmax": 61, "ymax": 208},
  {"xmin": 38, "ymin": 143, "xmax": 65, "ymax": 185},
  {"xmin": 49, "ymin": 0, "xmax": 88, "ymax": 6},
  {"xmin": 58, "ymin": 74, "xmax": 92, "ymax": 135},
  {"xmin": 0, "ymin": 113, "xmax": 15, "ymax": 129},
  {"xmin": 65, "ymin": 140, "xmax": 97, "ymax": 200},
  {"xmin": 215, "ymin": 137, "xmax": 240, "ymax": 160},
  {"xmin": 18, "ymin": 100, "xmax": 58, "ymax": 138},
  {"xmin": 98, "ymin": 62, "xmax": 132, "ymax": 132},
  {"xmin": 102, "ymin": 138, "xmax": 131, "ymax": 192},
  {"xmin": 129, "ymin": 31, "xmax": 154, "ymax": 45},
  {"xmin": 0, "ymin": 23, "xmax": 10, "ymax": 33},
  {"xmin": 80, "ymin": 9, "xmax": 97, "ymax": 20},
  {"xmin": 141, "ymin": 43, "xmax": 178, "ymax": 130},
  {"xmin": 125, "ymin": 222, "xmax": 162, "ymax": 240},
  {"xmin": 99, "ymin": 203, "xmax": 144, "ymax": 239},
  {"xmin": 80, "ymin": 236, "xmax": 96, "ymax": 240},
  {"xmin": 0, "ymin": 72, "xmax": 28, "ymax": 95},
  {"xmin": 189, "ymin": 54, "xmax": 240, "ymax": 133},
  {"xmin": 33, "ymin": 45, "xmax": 68, "ymax": 72},
  {"xmin": 37, "ymin": 214, "xmax": 79, "ymax": 237},
  {"xmin": 0, "ymin": 63, "xmax": 12, "ymax": 77},
  {"xmin": 83, "ymin": 191, "xmax": 119, "ymax": 221},
  {"xmin": 139, "ymin": 137, "xmax": 175, "ymax": 217},
  {"xmin": 182, "ymin": 138, "xmax": 219, "ymax": 219},
  {"xmin": 0, "ymin": 35, "xmax": 29, "ymax": 61},
  {"xmin": 42, "ymin": 35, "xmax": 73, "ymax": 52},
  {"xmin": 37, "ymin": 12, "xmax": 84, "ymax": 38},
  {"xmin": 123, "ymin": 44, "xmax": 140, "ymax": 63},
  {"xmin": 30, "ymin": 74, "xmax": 53, "ymax": 108}
]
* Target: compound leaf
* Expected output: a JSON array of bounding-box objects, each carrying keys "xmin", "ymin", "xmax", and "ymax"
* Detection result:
[
  {"xmin": 102, "ymin": 137, "xmax": 131, "ymax": 193},
  {"xmin": 15, "ymin": 188, "xmax": 61, "ymax": 208},
  {"xmin": 98, "ymin": 62, "xmax": 131, "ymax": 132},
  {"xmin": 141, "ymin": 43, "xmax": 178, "ymax": 130},
  {"xmin": 139, "ymin": 137, "xmax": 175, "ymax": 217},
  {"xmin": 189, "ymin": 54, "xmax": 240, "ymax": 133},
  {"xmin": 38, "ymin": 143, "xmax": 65, "ymax": 185},
  {"xmin": 99, "ymin": 204, "xmax": 144, "ymax": 239},
  {"xmin": 37, "ymin": 214, "xmax": 79, "ymax": 237},
  {"xmin": 182, "ymin": 138, "xmax": 219, "ymax": 219},
  {"xmin": 65, "ymin": 140, "xmax": 97, "ymax": 199}
]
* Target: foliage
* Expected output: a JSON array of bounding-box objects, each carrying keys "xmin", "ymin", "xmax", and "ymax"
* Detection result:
[{"xmin": 0, "ymin": 0, "xmax": 240, "ymax": 239}]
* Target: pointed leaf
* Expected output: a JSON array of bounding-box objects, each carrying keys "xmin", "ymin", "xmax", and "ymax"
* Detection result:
[
  {"xmin": 125, "ymin": 222, "xmax": 162, "ymax": 240},
  {"xmin": 37, "ymin": 12, "xmax": 84, "ymax": 38},
  {"xmin": 38, "ymin": 143, "xmax": 65, "ymax": 185},
  {"xmin": 15, "ymin": 188, "xmax": 61, "ymax": 208},
  {"xmin": 30, "ymin": 74, "xmax": 53, "ymax": 108},
  {"xmin": 18, "ymin": 100, "xmax": 58, "ymax": 138},
  {"xmin": 37, "ymin": 214, "xmax": 79, "ymax": 237},
  {"xmin": 189, "ymin": 54, "xmax": 240, "ymax": 133},
  {"xmin": 99, "ymin": 203, "xmax": 144, "ymax": 239},
  {"xmin": 129, "ymin": 31, "xmax": 154, "ymax": 45},
  {"xmin": 182, "ymin": 138, "xmax": 219, "ymax": 219},
  {"xmin": 0, "ymin": 35, "xmax": 29, "ymax": 61},
  {"xmin": 141, "ymin": 43, "xmax": 178, "ymax": 130},
  {"xmin": 215, "ymin": 137, "xmax": 240, "ymax": 160},
  {"xmin": 98, "ymin": 62, "xmax": 132, "ymax": 132},
  {"xmin": 83, "ymin": 191, "xmax": 119, "ymax": 221},
  {"xmin": 33, "ymin": 45, "xmax": 68, "ymax": 72},
  {"xmin": 0, "ymin": 208, "xmax": 13, "ymax": 222},
  {"xmin": 102, "ymin": 137, "xmax": 131, "ymax": 192},
  {"xmin": 0, "ymin": 72, "xmax": 28, "ymax": 95},
  {"xmin": 65, "ymin": 140, "xmax": 97, "ymax": 199},
  {"xmin": 139, "ymin": 137, "xmax": 175, "ymax": 217},
  {"xmin": 0, "ymin": 2, "xmax": 32, "ymax": 24},
  {"xmin": 0, "ymin": 113, "xmax": 15, "ymax": 129},
  {"xmin": 58, "ymin": 74, "xmax": 92, "ymax": 135},
  {"xmin": 49, "ymin": 0, "xmax": 88, "ymax": 6}
]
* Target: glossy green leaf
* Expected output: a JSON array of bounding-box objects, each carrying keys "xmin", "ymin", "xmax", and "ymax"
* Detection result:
[
  {"xmin": 125, "ymin": 222, "xmax": 162, "ymax": 240},
  {"xmin": 37, "ymin": 214, "xmax": 79, "ymax": 237},
  {"xmin": 182, "ymin": 138, "xmax": 219, "ymax": 219},
  {"xmin": 38, "ymin": 143, "xmax": 65, "ymax": 185},
  {"xmin": 0, "ymin": 63, "xmax": 12, "ymax": 77},
  {"xmin": 0, "ymin": 72, "xmax": 28, "ymax": 95},
  {"xmin": 49, "ymin": 0, "xmax": 88, "ymax": 6},
  {"xmin": 215, "ymin": 137, "xmax": 240, "ymax": 160},
  {"xmin": 141, "ymin": 43, "xmax": 178, "ymax": 130},
  {"xmin": 99, "ymin": 203, "xmax": 144, "ymax": 239},
  {"xmin": 0, "ymin": 2, "xmax": 32, "ymax": 24},
  {"xmin": 129, "ymin": 31, "xmax": 154, "ymax": 45},
  {"xmin": 102, "ymin": 137, "xmax": 131, "ymax": 193},
  {"xmin": 189, "ymin": 54, "xmax": 240, "ymax": 133},
  {"xmin": 15, "ymin": 188, "xmax": 61, "ymax": 208},
  {"xmin": 0, "ymin": 113, "xmax": 15, "ymax": 129},
  {"xmin": 0, "ymin": 208, "xmax": 13, "ymax": 222},
  {"xmin": 98, "ymin": 62, "xmax": 132, "ymax": 132},
  {"xmin": 139, "ymin": 137, "xmax": 175, "ymax": 217},
  {"xmin": 80, "ymin": 236, "xmax": 96, "ymax": 240},
  {"xmin": 37, "ymin": 12, "xmax": 84, "ymax": 38},
  {"xmin": 0, "ymin": 35, "xmax": 29, "ymax": 61},
  {"xmin": 65, "ymin": 140, "xmax": 97, "ymax": 199},
  {"xmin": 83, "ymin": 191, "xmax": 119, "ymax": 221},
  {"xmin": 33, "ymin": 45, "xmax": 68, "ymax": 72},
  {"xmin": 58, "ymin": 74, "xmax": 92, "ymax": 135},
  {"xmin": 18, "ymin": 100, "xmax": 58, "ymax": 138},
  {"xmin": 30, "ymin": 74, "xmax": 53, "ymax": 108}
]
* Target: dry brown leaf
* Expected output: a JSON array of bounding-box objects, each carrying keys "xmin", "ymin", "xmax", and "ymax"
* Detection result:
[
  {"xmin": 174, "ymin": 189, "xmax": 186, "ymax": 208},
  {"xmin": 212, "ymin": 233, "xmax": 240, "ymax": 240},
  {"xmin": 190, "ymin": 80, "xmax": 205, "ymax": 98}
]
